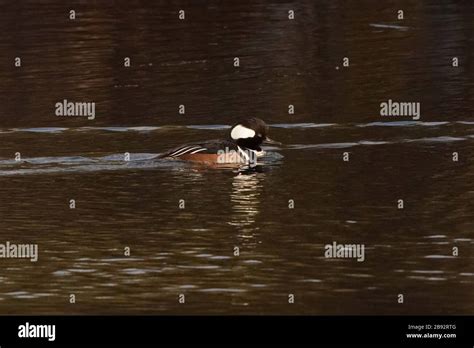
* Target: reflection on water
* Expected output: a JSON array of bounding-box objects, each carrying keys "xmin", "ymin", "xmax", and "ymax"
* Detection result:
[
  {"xmin": 230, "ymin": 172, "xmax": 264, "ymax": 257},
  {"xmin": 0, "ymin": 0, "xmax": 473, "ymax": 314},
  {"xmin": 230, "ymin": 172, "xmax": 262, "ymax": 228}
]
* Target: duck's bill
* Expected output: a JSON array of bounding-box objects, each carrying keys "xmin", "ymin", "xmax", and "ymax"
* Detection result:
[{"xmin": 263, "ymin": 137, "xmax": 282, "ymax": 145}]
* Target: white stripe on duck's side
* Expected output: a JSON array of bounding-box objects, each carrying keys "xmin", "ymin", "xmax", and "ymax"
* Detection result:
[
  {"xmin": 168, "ymin": 146, "xmax": 207, "ymax": 157},
  {"xmin": 237, "ymin": 146, "xmax": 250, "ymax": 162},
  {"xmin": 237, "ymin": 146, "xmax": 260, "ymax": 166},
  {"xmin": 190, "ymin": 148, "xmax": 207, "ymax": 154}
]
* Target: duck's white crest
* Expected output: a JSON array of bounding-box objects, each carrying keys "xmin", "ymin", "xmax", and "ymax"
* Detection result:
[{"xmin": 231, "ymin": 124, "xmax": 256, "ymax": 140}]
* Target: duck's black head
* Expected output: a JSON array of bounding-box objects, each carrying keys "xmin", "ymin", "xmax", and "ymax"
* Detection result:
[{"xmin": 229, "ymin": 118, "xmax": 278, "ymax": 151}]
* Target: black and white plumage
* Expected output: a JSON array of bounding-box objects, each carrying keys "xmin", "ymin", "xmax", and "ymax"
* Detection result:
[
  {"xmin": 161, "ymin": 143, "xmax": 211, "ymax": 158},
  {"xmin": 160, "ymin": 118, "xmax": 280, "ymax": 164}
]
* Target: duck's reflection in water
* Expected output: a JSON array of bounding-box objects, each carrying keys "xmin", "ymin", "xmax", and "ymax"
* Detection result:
[{"xmin": 228, "ymin": 170, "xmax": 264, "ymax": 247}]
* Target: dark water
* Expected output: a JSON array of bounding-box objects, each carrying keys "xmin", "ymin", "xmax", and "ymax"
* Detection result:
[{"xmin": 0, "ymin": 1, "xmax": 473, "ymax": 314}]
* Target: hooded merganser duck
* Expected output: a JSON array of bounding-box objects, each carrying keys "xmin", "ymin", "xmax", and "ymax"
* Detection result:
[{"xmin": 160, "ymin": 117, "xmax": 280, "ymax": 165}]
